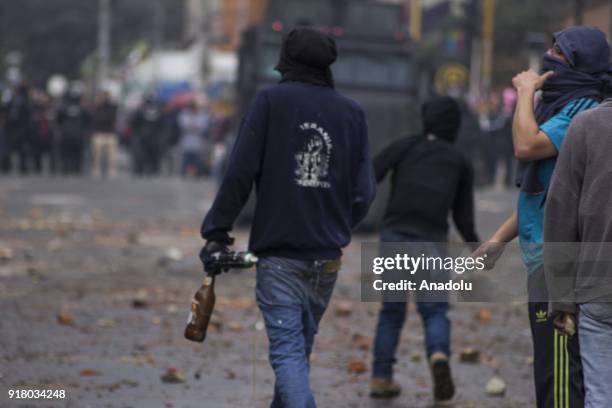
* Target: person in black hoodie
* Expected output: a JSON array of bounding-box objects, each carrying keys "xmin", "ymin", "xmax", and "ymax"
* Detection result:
[
  {"xmin": 370, "ymin": 96, "xmax": 479, "ymax": 403},
  {"xmin": 200, "ymin": 27, "xmax": 375, "ymax": 407}
]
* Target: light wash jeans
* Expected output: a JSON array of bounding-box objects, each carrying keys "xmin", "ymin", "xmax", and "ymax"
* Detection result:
[
  {"xmin": 256, "ymin": 257, "xmax": 338, "ymax": 408},
  {"xmin": 578, "ymin": 302, "xmax": 612, "ymax": 408}
]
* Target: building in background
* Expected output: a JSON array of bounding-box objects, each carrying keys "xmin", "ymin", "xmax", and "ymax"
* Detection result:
[
  {"xmin": 562, "ymin": 0, "xmax": 612, "ymax": 39},
  {"xmin": 210, "ymin": 0, "xmax": 268, "ymax": 51}
]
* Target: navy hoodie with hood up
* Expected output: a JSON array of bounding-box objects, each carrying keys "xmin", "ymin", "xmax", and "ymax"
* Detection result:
[{"xmin": 201, "ymin": 80, "xmax": 376, "ymax": 260}]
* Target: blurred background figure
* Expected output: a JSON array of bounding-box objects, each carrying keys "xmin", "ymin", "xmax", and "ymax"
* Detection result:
[
  {"xmin": 454, "ymin": 98, "xmax": 484, "ymax": 184},
  {"xmin": 90, "ymin": 90, "xmax": 118, "ymax": 179},
  {"xmin": 497, "ymin": 87, "xmax": 517, "ymax": 187},
  {"xmin": 178, "ymin": 100, "xmax": 209, "ymax": 178},
  {"xmin": 30, "ymin": 89, "xmax": 54, "ymax": 174},
  {"xmin": 0, "ymin": 94, "xmax": 8, "ymax": 172},
  {"xmin": 55, "ymin": 84, "xmax": 89, "ymax": 174},
  {"xmin": 206, "ymin": 102, "xmax": 235, "ymax": 179},
  {"xmin": 4, "ymin": 82, "xmax": 33, "ymax": 174},
  {"xmin": 130, "ymin": 93, "xmax": 165, "ymax": 176},
  {"xmin": 479, "ymin": 92, "xmax": 505, "ymax": 186}
]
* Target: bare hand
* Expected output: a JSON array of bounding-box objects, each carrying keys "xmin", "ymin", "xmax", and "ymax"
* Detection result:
[
  {"xmin": 512, "ymin": 69, "xmax": 554, "ymax": 92},
  {"xmin": 553, "ymin": 313, "xmax": 577, "ymax": 336},
  {"xmin": 470, "ymin": 241, "xmax": 506, "ymax": 270}
]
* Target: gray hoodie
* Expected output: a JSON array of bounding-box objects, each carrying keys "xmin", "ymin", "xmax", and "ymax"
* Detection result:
[{"xmin": 544, "ymin": 99, "xmax": 612, "ymax": 314}]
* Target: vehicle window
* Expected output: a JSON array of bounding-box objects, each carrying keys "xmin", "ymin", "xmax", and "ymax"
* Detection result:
[
  {"xmin": 266, "ymin": 0, "xmax": 334, "ymax": 27},
  {"xmin": 341, "ymin": 3, "xmax": 403, "ymax": 35}
]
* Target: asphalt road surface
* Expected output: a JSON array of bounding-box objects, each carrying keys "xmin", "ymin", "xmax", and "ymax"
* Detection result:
[{"xmin": 0, "ymin": 176, "xmax": 536, "ymax": 408}]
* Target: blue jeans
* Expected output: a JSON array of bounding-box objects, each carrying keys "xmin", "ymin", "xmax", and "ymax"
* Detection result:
[
  {"xmin": 578, "ymin": 302, "xmax": 612, "ymax": 408},
  {"xmin": 256, "ymin": 257, "xmax": 338, "ymax": 408},
  {"xmin": 372, "ymin": 229, "xmax": 451, "ymax": 379}
]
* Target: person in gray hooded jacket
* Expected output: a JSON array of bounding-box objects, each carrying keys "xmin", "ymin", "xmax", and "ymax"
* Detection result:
[{"xmin": 544, "ymin": 98, "xmax": 612, "ymax": 408}]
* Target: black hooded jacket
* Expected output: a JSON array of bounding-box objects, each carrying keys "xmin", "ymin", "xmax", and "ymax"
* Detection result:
[
  {"xmin": 201, "ymin": 28, "xmax": 376, "ymax": 260},
  {"xmin": 275, "ymin": 27, "xmax": 337, "ymax": 88},
  {"xmin": 374, "ymin": 97, "xmax": 479, "ymax": 243}
]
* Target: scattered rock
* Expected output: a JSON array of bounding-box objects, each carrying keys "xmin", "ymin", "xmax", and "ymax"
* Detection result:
[
  {"xmin": 157, "ymin": 247, "xmax": 184, "ymax": 266},
  {"xmin": 79, "ymin": 369, "xmax": 101, "ymax": 377},
  {"xmin": 335, "ymin": 301, "xmax": 353, "ymax": 317},
  {"xmin": 227, "ymin": 321, "xmax": 244, "ymax": 332},
  {"xmin": 131, "ymin": 299, "xmax": 148, "ymax": 309},
  {"xmin": 47, "ymin": 239, "xmax": 63, "ymax": 252},
  {"xmin": 225, "ymin": 369, "xmax": 236, "ymax": 380},
  {"xmin": 166, "ymin": 247, "xmax": 183, "ymax": 261},
  {"xmin": 476, "ymin": 308, "xmax": 492, "ymax": 323},
  {"xmin": 57, "ymin": 311, "xmax": 75, "ymax": 326},
  {"xmin": 347, "ymin": 359, "xmax": 367, "ymax": 375},
  {"xmin": 459, "ymin": 347, "xmax": 480, "ymax": 363},
  {"xmin": 161, "ymin": 367, "xmax": 185, "ymax": 383},
  {"xmin": 410, "ymin": 352, "xmax": 422, "ymax": 363},
  {"xmin": 0, "ymin": 247, "xmax": 14, "ymax": 261},
  {"xmin": 134, "ymin": 343, "xmax": 148, "ymax": 352},
  {"xmin": 97, "ymin": 318, "xmax": 116, "ymax": 328},
  {"xmin": 126, "ymin": 231, "xmax": 139, "ymax": 245},
  {"xmin": 351, "ymin": 333, "xmax": 371, "ymax": 351},
  {"xmin": 485, "ymin": 377, "xmax": 506, "ymax": 397},
  {"xmin": 121, "ymin": 379, "xmax": 139, "ymax": 388}
]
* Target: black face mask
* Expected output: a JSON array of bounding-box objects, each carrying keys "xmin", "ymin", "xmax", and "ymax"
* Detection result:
[
  {"xmin": 541, "ymin": 53, "xmax": 566, "ymax": 73},
  {"xmin": 537, "ymin": 53, "xmax": 605, "ymax": 122}
]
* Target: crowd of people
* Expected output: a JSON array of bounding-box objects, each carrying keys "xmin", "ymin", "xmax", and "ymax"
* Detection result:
[
  {"xmin": 0, "ymin": 82, "xmax": 517, "ymax": 190},
  {"xmin": 0, "ymin": 82, "xmax": 232, "ymax": 178}
]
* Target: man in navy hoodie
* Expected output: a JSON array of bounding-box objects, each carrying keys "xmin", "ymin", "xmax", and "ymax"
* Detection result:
[{"xmin": 200, "ymin": 28, "xmax": 376, "ymax": 407}]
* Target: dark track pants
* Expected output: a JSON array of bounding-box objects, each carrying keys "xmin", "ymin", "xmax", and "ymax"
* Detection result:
[{"xmin": 528, "ymin": 268, "xmax": 584, "ymax": 408}]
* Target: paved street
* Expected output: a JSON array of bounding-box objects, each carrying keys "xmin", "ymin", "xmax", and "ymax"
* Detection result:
[{"xmin": 0, "ymin": 176, "xmax": 535, "ymax": 407}]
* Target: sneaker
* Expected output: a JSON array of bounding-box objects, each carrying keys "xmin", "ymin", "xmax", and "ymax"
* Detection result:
[
  {"xmin": 431, "ymin": 360, "xmax": 455, "ymax": 403},
  {"xmin": 370, "ymin": 377, "xmax": 402, "ymax": 399}
]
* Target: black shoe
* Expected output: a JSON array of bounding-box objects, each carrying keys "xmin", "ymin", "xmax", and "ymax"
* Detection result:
[{"xmin": 431, "ymin": 360, "xmax": 455, "ymax": 403}]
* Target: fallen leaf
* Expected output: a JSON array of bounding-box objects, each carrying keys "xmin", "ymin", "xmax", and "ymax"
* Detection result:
[
  {"xmin": 476, "ymin": 308, "xmax": 492, "ymax": 323},
  {"xmin": 347, "ymin": 359, "xmax": 367, "ymax": 375},
  {"xmin": 57, "ymin": 311, "xmax": 75, "ymax": 326}
]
